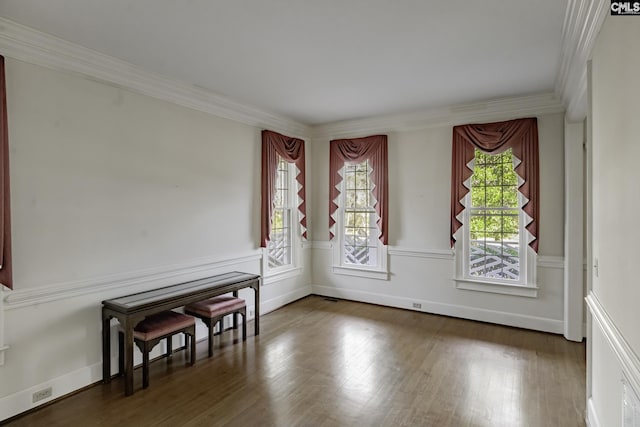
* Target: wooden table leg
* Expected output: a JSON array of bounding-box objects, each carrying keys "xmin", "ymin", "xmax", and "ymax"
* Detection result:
[
  {"xmin": 254, "ymin": 281, "xmax": 260, "ymax": 335},
  {"xmin": 102, "ymin": 311, "xmax": 111, "ymax": 384},
  {"xmin": 232, "ymin": 290, "xmax": 239, "ymax": 329},
  {"xmin": 123, "ymin": 319, "xmax": 135, "ymax": 396}
]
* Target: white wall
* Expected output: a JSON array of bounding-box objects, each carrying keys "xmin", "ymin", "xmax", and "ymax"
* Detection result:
[
  {"xmin": 587, "ymin": 14, "xmax": 640, "ymax": 427},
  {"xmin": 310, "ymin": 112, "xmax": 566, "ymax": 333},
  {"xmin": 0, "ymin": 21, "xmax": 584, "ymax": 424},
  {"xmin": 0, "ymin": 58, "xmax": 311, "ymax": 420}
]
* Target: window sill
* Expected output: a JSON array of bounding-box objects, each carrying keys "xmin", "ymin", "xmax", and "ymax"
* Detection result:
[
  {"xmin": 333, "ymin": 265, "xmax": 388, "ymax": 281},
  {"xmin": 263, "ymin": 266, "xmax": 302, "ymax": 286},
  {"xmin": 454, "ymin": 278, "xmax": 538, "ymax": 298}
]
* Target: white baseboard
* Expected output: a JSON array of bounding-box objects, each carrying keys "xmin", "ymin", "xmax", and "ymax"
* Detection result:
[
  {"xmin": 0, "ymin": 283, "xmax": 311, "ymax": 422},
  {"xmin": 586, "ymin": 397, "xmax": 601, "ymax": 427},
  {"xmin": 311, "ymin": 285, "xmax": 564, "ymax": 334},
  {"xmin": 0, "ymin": 362, "xmax": 103, "ymax": 422},
  {"xmin": 261, "ymin": 285, "xmax": 312, "ymax": 315}
]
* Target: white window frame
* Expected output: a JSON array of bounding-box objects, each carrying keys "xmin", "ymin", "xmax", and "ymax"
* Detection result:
[
  {"xmin": 263, "ymin": 159, "xmax": 301, "ymax": 282},
  {"xmin": 454, "ymin": 154, "xmax": 537, "ymax": 297},
  {"xmin": 332, "ymin": 160, "xmax": 388, "ymax": 280}
]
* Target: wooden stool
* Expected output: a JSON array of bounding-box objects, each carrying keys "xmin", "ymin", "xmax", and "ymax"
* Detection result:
[
  {"xmin": 185, "ymin": 296, "xmax": 246, "ymax": 357},
  {"xmin": 119, "ymin": 311, "xmax": 196, "ymax": 389}
]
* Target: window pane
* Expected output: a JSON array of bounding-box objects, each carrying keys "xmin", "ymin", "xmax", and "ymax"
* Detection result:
[
  {"xmin": 268, "ymin": 208, "xmax": 292, "ymax": 268},
  {"xmin": 468, "ymin": 149, "xmax": 521, "ymax": 281},
  {"xmin": 503, "ymin": 187, "xmax": 519, "ymax": 208},
  {"xmin": 344, "ymin": 211, "xmax": 355, "ymax": 227},
  {"xmin": 470, "ymin": 166, "xmax": 485, "ymax": 187},
  {"xmin": 503, "ymin": 164, "xmax": 518, "ymax": 186},
  {"xmin": 502, "ymin": 211, "xmax": 519, "ymax": 235},
  {"xmin": 355, "ymin": 190, "xmax": 369, "ymax": 208},
  {"xmin": 345, "ymin": 190, "xmax": 356, "ymax": 208},
  {"xmin": 484, "ymin": 185, "xmax": 504, "ymax": 207},
  {"xmin": 345, "ymin": 171, "xmax": 356, "ymax": 190}
]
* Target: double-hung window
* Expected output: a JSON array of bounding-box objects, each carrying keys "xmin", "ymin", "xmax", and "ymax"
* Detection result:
[
  {"xmin": 260, "ymin": 130, "xmax": 306, "ymax": 280},
  {"xmin": 329, "ymin": 135, "xmax": 388, "ymax": 280},
  {"xmin": 267, "ymin": 156, "xmax": 294, "ymax": 270},
  {"xmin": 456, "ymin": 149, "xmax": 536, "ymax": 296},
  {"xmin": 340, "ymin": 160, "xmax": 381, "ymax": 268},
  {"xmin": 451, "ymin": 118, "xmax": 539, "ymax": 297}
]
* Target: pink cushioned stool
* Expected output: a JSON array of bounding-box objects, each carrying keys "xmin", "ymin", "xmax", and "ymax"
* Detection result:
[
  {"xmin": 184, "ymin": 296, "xmax": 246, "ymax": 357},
  {"xmin": 119, "ymin": 310, "xmax": 196, "ymax": 390}
]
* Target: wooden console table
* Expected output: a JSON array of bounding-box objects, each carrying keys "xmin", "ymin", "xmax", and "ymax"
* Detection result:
[{"xmin": 102, "ymin": 271, "xmax": 261, "ymax": 396}]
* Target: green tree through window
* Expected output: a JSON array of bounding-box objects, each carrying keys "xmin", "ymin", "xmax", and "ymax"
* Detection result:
[{"xmin": 468, "ymin": 148, "xmax": 520, "ymax": 280}]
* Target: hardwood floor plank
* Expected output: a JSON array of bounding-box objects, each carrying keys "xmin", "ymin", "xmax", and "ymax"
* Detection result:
[{"xmin": 4, "ymin": 296, "xmax": 585, "ymax": 427}]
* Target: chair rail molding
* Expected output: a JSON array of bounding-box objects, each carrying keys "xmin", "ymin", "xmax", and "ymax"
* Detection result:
[
  {"xmin": 3, "ymin": 251, "xmax": 262, "ymax": 310},
  {"xmin": 388, "ymin": 246, "xmax": 455, "ymax": 260},
  {"xmin": 586, "ymin": 291, "xmax": 640, "ymax": 397},
  {"xmin": 538, "ymin": 256, "xmax": 565, "ymax": 270},
  {"xmin": 311, "ymin": 242, "xmax": 563, "ymax": 267}
]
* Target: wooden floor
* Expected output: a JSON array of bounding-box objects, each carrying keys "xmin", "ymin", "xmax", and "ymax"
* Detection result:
[{"xmin": 5, "ymin": 296, "xmax": 586, "ymax": 427}]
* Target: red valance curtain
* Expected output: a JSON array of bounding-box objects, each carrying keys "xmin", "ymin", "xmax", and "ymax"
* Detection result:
[
  {"xmin": 329, "ymin": 135, "xmax": 388, "ymax": 244},
  {"xmin": 450, "ymin": 117, "xmax": 539, "ymax": 252},
  {"xmin": 261, "ymin": 130, "xmax": 306, "ymax": 248},
  {"xmin": 0, "ymin": 56, "xmax": 12, "ymax": 289}
]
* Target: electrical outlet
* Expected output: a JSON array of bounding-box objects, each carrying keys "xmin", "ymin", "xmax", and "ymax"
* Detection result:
[
  {"xmin": 249, "ymin": 309, "xmax": 254, "ymax": 318},
  {"xmin": 32, "ymin": 387, "xmax": 52, "ymax": 403},
  {"xmin": 412, "ymin": 302, "xmax": 422, "ymax": 309}
]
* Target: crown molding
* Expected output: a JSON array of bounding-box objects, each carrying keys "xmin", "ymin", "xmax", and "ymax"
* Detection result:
[
  {"xmin": 0, "ymin": 17, "xmax": 310, "ymax": 139},
  {"xmin": 311, "ymin": 92, "xmax": 564, "ymax": 139},
  {"xmin": 555, "ymin": 0, "xmax": 608, "ymax": 122}
]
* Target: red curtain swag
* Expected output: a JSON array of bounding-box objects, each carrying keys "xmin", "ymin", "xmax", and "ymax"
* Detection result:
[
  {"xmin": 329, "ymin": 135, "xmax": 388, "ymax": 245},
  {"xmin": 450, "ymin": 117, "xmax": 539, "ymax": 253},
  {"xmin": 260, "ymin": 130, "xmax": 306, "ymax": 248},
  {"xmin": 0, "ymin": 56, "xmax": 12, "ymax": 289}
]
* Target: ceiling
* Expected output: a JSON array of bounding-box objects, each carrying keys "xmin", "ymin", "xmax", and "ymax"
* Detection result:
[{"xmin": 0, "ymin": 0, "xmax": 568, "ymax": 126}]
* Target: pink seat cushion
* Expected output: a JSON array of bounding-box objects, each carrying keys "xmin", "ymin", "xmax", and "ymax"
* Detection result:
[
  {"xmin": 185, "ymin": 296, "xmax": 246, "ymax": 318},
  {"xmin": 133, "ymin": 311, "xmax": 195, "ymax": 341}
]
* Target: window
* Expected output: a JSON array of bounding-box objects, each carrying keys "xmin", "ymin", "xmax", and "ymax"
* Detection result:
[
  {"xmin": 266, "ymin": 156, "xmax": 295, "ymax": 270},
  {"xmin": 260, "ymin": 130, "xmax": 306, "ymax": 281},
  {"xmin": 342, "ymin": 160, "xmax": 379, "ymax": 267},
  {"xmin": 456, "ymin": 149, "xmax": 536, "ymax": 296},
  {"xmin": 468, "ymin": 149, "xmax": 520, "ymax": 280},
  {"xmin": 450, "ymin": 118, "xmax": 539, "ymax": 297},
  {"xmin": 333, "ymin": 159, "xmax": 387, "ymax": 279},
  {"xmin": 329, "ymin": 135, "xmax": 388, "ymax": 279}
]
